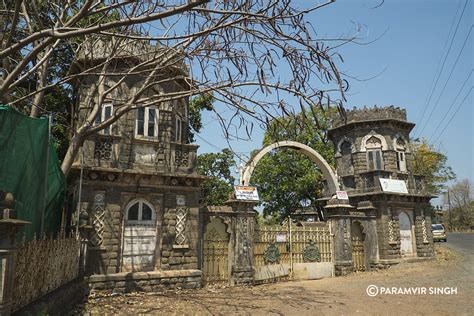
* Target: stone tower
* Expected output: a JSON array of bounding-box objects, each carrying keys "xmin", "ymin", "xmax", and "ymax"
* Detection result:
[
  {"xmin": 68, "ymin": 39, "xmax": 205, "ymax": 287},
  {"xmin": 325, "ymin": 106, "xmax": 434, "ymax": 274}
]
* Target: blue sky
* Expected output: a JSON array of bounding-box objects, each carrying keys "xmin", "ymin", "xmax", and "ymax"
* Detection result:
[{"xmin": 195, "ymin": 0, "xmax": 473, "ymax": 194}]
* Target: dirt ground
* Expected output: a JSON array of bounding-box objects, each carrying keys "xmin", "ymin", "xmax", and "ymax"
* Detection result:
[{"xmin": 73, "ymin": 244, "xmax": 473, "ymax": 315}]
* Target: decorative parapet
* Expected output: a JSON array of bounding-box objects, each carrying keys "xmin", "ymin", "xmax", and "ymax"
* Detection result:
[{"xmin": 332, "ymin": 105, "xmax": 408, "ymax": 128}]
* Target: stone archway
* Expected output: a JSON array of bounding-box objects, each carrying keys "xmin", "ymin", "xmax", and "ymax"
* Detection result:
[{"xmin": 241, "ymin": 141, "xmax": 339, "ymax": 194}]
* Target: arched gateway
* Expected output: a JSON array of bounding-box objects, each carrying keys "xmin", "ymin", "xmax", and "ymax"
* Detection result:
[{"xmin": 241, "ymin": 141, "xmax": 339, "ymax": 194}]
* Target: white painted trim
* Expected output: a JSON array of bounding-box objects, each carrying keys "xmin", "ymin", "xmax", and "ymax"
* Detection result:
[
  {"xmin": 135, "ymin": 107, "xmax": 159, "ymax": 139},
  {"xmin": 97, "ymin": 103, "xmax": 114, "ymax": 135},
  {"xmin": 393, "ymin": 134, "xmax": 410, "ymax": 153},
  {"xmin": 360, "ymin": 131, "xmax": 388, "ymax": 152},
  {"xmin": 241, "ymin": 140, "xmax": 339, "ymax": 194},
  {"xmin": 175, "ymin": 116, "xmax": 182, "ymax": 142},
  {"xmin": 125, "ymin": 198, "xmax": 157, "ymax": 223}
]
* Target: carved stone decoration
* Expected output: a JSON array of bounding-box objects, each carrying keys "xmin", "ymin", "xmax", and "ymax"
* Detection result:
[
  {"xmin": 342, "ymin": 219, "xmax": 350, "ymax": 255},
  {"xmin": 175, "ymin": 150, "xmax": 189, "ymax": 167},
  {"xmin": 421, "ymin": 212, "xmax": 429, "ymax": 244},
  {"xmin": 237, "ymin": 216, "xmax": 251, "ymax": 267},
  {"xmin": 94, "ymin": 139, "xmax": 112, "ymax": 160},
  {"xmin": 263, "ymin": 242, "xmax": 280, "ymax": 264},
  {"xmin": 205, "ymin": 227, "xmax": 222, "ymax": 241},
  {"xmin": 170, "ymin": 177, "xmax": 179, "ymax": 186},
  {"xmin": 303, "ymin": 240, "xmax": 321, "ymax": 262},
  {"xmin": 175, "ymin": 207, "xmax": 188, "ymax": 246},
  {"xmin": 90, "ymin": 192, "xmax": 106, "ymax": 247},
  {"xmin": 388, "ymin": 217, "xmax": 397, "ymax": 244}
]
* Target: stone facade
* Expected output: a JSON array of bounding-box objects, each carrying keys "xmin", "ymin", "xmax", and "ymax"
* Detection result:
[
  {"xmin": 324, "ymin": 106, "xmax": 434, "ymax": 275},
  {"xmin": 201, "ymin": 201, "xmax": 257, "ymax": 286},
  {"xmin": 69, "ymin": 42, "xmax": 206, "ymax": 287}
]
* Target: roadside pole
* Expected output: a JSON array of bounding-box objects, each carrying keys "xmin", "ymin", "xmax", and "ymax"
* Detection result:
[
  {"xmin": 288, "ymin": 215, "xmax": 293, "ymax": 279},
  {"xmin": 447, "ymin": 190, "xmax": 453, "ymax": 230},
  {"xmin": 40, "ymin": 114, "xmax": 51, "ymax": 236}
]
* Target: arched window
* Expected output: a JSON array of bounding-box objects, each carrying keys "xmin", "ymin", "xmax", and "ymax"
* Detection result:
[
  {"xmin": 395, "ymin": 138, "xmax": 407, "ymax": 172},
  {"xmin": 366, "ymin": 136, "xmax": 383, "ymax": 171},
  {"xmin": 125, "ymin": 199, "xmax": 156, "ymax": 222}
]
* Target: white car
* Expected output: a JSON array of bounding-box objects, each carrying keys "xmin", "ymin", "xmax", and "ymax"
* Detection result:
[{"xmin": 431, "ymin": 224, "xmax": 447, "ymax": 242}]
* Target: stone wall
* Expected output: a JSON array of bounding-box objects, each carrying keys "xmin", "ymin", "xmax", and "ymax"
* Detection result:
[
  {"xmin": 414, "ymin": 210, "xmax": 434, "ymax": 257},
  {"xmin": 375, "ymin": 214, "xmax": 401, "ymax": 260},
  {"xmin": 87, "ymin": 270, "xmax": 202, "ymax": 292}
]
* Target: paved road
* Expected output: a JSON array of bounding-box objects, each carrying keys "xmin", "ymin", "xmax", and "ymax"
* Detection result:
[
  {"xmin": 440, "ymin": 232, "xmax": 474, "ymax": 285},
  {"xmin": 444, "ymin": 232, "xmax": 474, "ymax": 255}
]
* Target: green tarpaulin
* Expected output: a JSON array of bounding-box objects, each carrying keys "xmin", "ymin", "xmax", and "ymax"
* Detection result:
[{"xmin": 0, "ymin": 105, "xmax": 66, "ymax": 240}]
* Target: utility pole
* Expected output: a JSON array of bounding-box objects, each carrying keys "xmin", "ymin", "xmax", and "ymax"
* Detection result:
[{"xmin": 447, "ymin": 189, "xmax": 453, "ymax": 230}]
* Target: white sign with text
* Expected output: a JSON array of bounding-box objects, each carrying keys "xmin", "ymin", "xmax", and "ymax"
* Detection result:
[
  {"xmin": 379, "ymin": 178, "xmax": 408, "ymax": 194},
  {"xmin": 234, "ymin": 186, "xmax": 260, "ymax": 201}
]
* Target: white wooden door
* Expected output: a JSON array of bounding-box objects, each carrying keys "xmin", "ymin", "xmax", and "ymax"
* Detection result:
[
  {"xmin": 399, "ymin": 211, "xmax": 413, "ymax": 255},
  {"xmin": 122, "ymin": 200, "xmax": 157, "ymax": 272}
]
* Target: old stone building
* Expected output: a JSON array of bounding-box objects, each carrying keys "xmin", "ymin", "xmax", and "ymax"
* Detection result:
[
  {"xmin": 324, "ymin": 106, "xmax": 434, "ymax": 275},
  {"xmin": 69, "ymin": 40, "xmax": 205, "ymax": 290}
]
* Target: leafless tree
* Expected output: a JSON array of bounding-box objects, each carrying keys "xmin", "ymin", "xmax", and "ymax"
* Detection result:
[
  {"xmin": 444, "ymin": 179, "xmax": 473, "ymax": 228},
  {"xmin": 0, "ymin": 0, "xmax": 350, "ymax": 175}
]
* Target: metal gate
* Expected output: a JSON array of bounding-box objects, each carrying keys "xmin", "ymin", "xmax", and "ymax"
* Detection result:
[
  {"xmin": 351, "ymin": 222, "xmax": 366, "ymax": 271},
  {"xmin": 202, "ymin": 217, "xmax": 230, "ymax": 285},
  {"xmin": 253, "ymin": 221, "xmax": 333, "ymax": 281}
]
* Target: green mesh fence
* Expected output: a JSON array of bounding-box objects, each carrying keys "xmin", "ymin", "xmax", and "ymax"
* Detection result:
[{"xmin": 0, "ymin": 105, "xmax": 66, "ymax": 240}]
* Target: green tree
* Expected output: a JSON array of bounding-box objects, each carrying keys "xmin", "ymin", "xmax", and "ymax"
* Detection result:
[
  {"xmin": 251, "ymin": 106, "xmax": 335, "ymax": 220},
  {"xmin": 187, "ymin": 93, "xmax": 214, "ymax": 143},
  {"xmin": 197, "ymin": 149, "xmax": 236, "ymax": 206},
  {"xmin": 411, "ymin": 139, "xmax": 456, "ymax": 195}
]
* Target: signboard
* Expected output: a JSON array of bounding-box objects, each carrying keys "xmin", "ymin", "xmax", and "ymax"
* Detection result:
[
  {"xmin": 276, "ymin": 234, "xmax": 287, "ymax": 242},
  {"xmin": 379, "ymin": 178, "xmax": 408, "ymax": 194},
  {"xmin": 336, "ymin": 191, "xmax": 349, "ymax": 200},
  {"xmin": 234, "ymin": 186, "xmax": 260, "ymax": 201}
]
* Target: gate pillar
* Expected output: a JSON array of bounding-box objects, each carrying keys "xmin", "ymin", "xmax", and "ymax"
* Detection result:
[
  {"xmin": 225, "ymin": 200, "xmax": 257, "ymax": 285},
  {"xmin": 0, "ymin": 193, "xmax": 29, "ymax": 316},
  {"xmin": 324, "ymin": 197, "xmax": 356, "ymax": 276}
]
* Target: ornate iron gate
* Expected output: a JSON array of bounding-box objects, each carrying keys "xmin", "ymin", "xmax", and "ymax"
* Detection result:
[
  {"xmin": 202, "ymin": 218, "xmax": 230, "ymax": 285},
  {"xmin": 253, "ymin": 222, "xmax": 333, "ymax": 279},
  {"xmin": 351, "ymin": 222, "xmax": 366, "ymax": 271}
]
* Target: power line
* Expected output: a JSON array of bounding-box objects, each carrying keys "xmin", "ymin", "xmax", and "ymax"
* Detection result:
[
  {"xmin": 429, "ymin": 69, "xmax": 473, "ymax": 140},
  {"xmin": 415, "ymin": 0, "xmax": 469, "ymax": 136},
  {"xmin": 417, "ymin": 24, "xmax": 473, "ymax": 137},
  {"xmin": 433, "ymin": 86, "xmax": 473, "ymax": 143},
  {"xmin": 413, "ymin": 0, "xmax": 462, "ymax": 136}
]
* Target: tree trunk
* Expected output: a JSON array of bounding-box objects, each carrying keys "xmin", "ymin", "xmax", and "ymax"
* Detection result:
[
  {"xmin": 61, "ymin": 133, "xmax": 85, "ymax": 176},
  {"xmin": 30, "ymin": 51, "xmax": 49, "ymax": 117}
]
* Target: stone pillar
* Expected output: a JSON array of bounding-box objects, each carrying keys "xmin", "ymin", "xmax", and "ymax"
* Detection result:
[
  {"xmin": 225, "ymin": 200, "xmax": 257, "ymax": 285},
  {"xmin": 356, "ymin": 201, "xmax": 378, "ymax": 269},
  {"xmin": 0, "ymin": 193, "xmax": 29, "ymax": 316},
  {"xmin": 324, "ymin": 198, "xmax": 355, "ymax": 276}
]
